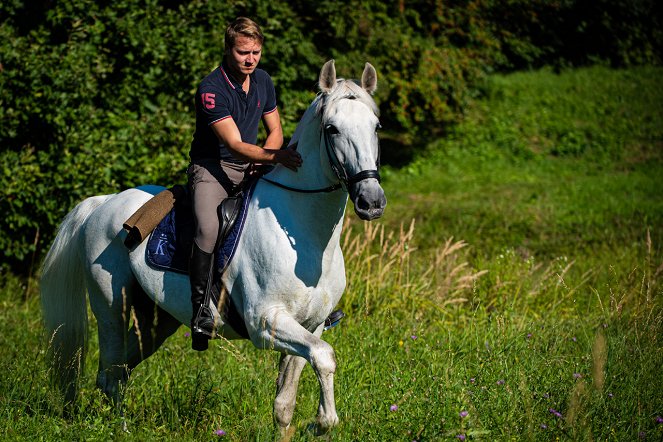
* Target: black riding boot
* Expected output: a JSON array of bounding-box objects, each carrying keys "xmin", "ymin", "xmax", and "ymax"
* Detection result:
[{"xmin": 190, "ymin": 243, "xmax": 216, "ymax": 351}]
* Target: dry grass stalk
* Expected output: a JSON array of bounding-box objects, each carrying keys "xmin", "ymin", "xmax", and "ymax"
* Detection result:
[
  {"xmin": 592, "ymin": 330, "xmax": 607, "ymax": 392},
  {"xmin": 566, "ymin": 379, "xmax": 588, "ymax": 433}
]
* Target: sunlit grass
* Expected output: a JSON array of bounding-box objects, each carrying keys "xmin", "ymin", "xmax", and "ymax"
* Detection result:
[{"xmin": 1, "ymin": 66, "xmax": 662, "ymax": 440}]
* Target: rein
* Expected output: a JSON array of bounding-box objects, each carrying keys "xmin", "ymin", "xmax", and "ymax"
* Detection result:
[
  {"xmin": 260, "ymin": 177, "xmax": 342, "ymax": 194},
  {"xmin": 260, "ymin": 98, "xmax": 381, "ymax": 194}
]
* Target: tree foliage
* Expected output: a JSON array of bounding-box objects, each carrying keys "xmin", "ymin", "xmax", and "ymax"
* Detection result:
[{"xmin": 1, "ymin": 0, "xmax": 661, "ymax": 273}]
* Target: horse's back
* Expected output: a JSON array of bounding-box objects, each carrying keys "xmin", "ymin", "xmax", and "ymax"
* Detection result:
[
  {"xmin": 75, "ymin": 187, "xmax": 164, "ymax": 304},
  {"xmin": 82, "ymin": 186, "xmax": 164, "ymax": 244}
]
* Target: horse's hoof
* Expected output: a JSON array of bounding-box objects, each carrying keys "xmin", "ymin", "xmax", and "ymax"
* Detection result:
[
  {"xmin": 314, "ymin": 414, "xmax": 339, "ymax": 435},
  {"xmin": 278, "ymin": 424, "xmax": 296, "ymax": 442}
]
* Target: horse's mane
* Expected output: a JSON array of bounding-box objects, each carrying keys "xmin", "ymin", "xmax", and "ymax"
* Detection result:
[{"xmin": 315, "ymin": 79, "xmax": 380, "ymax": 120}]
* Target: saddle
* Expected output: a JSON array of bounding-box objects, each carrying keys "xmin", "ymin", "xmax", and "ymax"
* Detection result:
[{"xmin": 122, "ymin": 182, "xmax": 255, "ymax": 339}]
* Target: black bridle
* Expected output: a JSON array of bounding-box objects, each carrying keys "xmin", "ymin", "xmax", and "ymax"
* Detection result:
[
  {"xmin": 322, "ymin": 122, "xmax": 381, "ymax": 193},
  {"xmin": 261, "ymin": 111, "xmax": 381, "ymax": 194}
]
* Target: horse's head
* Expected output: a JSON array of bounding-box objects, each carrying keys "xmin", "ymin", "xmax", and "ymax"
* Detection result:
[{"xmin": 317, "ymin": 60, "xmax": 387, "ymax": 221}]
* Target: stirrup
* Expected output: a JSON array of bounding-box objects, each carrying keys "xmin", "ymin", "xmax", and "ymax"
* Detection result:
[
  {"xmin": 191, "ymin": 332, "xmax": 209, "ymax": 351},
  {"xmin": 324, "ymin": 309, "xmax": 345, "ymax": 330},
  {"xmin": 191, "ymin": 308, "xmax": 216, "ymax": 351}
]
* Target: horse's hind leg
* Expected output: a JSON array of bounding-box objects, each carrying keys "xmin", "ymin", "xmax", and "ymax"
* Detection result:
[
  {"xmin": 84, "ymin": 241, "xmax": 140, "ymax": 412},
  {"xmin": 87, "ymin": 278, "xmax": 133, "ymax": 409},
  {"xmin": 253, "ymin": 314, "xmax": 338, "ymax": 431},
  {"xmin": 274, "ymin": 353, "xmax": 308, "ymax": 436}
]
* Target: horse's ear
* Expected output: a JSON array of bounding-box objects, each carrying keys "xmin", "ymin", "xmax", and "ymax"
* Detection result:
[
  {"xmin": 361, "ymin": 62, "xmax": 377, "ymax": 95},
  {"xmin": 319, "ymin": 59, "xmax": 336, "ymax": 94}
]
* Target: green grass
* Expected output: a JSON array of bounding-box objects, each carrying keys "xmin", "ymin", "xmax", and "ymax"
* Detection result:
[{"xmin": 2, "ymin": 65, "xmax": 662, "ymax": 440}]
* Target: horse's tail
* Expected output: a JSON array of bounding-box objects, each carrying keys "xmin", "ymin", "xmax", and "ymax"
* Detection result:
[{"xmin": 40, "ymin": 194, "xmax": 111, "ymax": 404}]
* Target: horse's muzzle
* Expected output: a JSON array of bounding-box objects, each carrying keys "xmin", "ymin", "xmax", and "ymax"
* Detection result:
[{"xmin": 350, "ymin": 180, "xmax": 386, "ymax": 221}]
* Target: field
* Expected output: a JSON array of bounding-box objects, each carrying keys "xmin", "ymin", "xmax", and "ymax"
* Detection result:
[{"xmin": 1, "ymin": 66, "xmax": 662, "ymax": 441}]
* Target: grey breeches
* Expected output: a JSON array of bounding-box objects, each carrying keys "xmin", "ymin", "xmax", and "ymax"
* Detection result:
[{"xmin": 187, "ymin": 160, "xmax": 249, "ymax": 253}]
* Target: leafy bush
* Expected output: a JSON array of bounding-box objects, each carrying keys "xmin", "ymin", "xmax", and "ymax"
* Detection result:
[{"xmin": 1, "ymin": 0, "xmax": 661, "ymax": 273}]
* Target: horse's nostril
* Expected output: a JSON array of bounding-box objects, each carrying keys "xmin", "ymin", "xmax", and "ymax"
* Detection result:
[{"xmin": 357, "ymin": 197, "xmax": 370, "ymax": 211}]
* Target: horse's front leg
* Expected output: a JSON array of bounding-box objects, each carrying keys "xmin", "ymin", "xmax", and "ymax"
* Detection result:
[
  {"xmin": 253, "ymin": 315, "xmax": 338, "ymax": 432},
  {"xmin": 274, "ymin": 352, "xmax": 308, "ymax": 438}
]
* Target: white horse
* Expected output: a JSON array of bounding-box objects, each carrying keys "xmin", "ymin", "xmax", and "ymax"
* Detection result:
[{"xmin": 40, "ymin": 60, "xmax": 386, "ymax": 433}]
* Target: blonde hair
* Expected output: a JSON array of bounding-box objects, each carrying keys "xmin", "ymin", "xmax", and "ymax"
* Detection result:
[{"xmin": 224, "ymin": 17, "xmax": 264, "ymax": 53}]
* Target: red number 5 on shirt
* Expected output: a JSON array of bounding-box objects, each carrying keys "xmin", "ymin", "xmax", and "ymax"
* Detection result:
[{"xmin": 202, "ymin": 93, "xmax": 215, "ymax": 109}]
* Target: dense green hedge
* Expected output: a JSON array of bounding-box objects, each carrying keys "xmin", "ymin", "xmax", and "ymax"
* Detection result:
[{"xmin": 1, "ymin": 0, "xmax": 661, "ymax": 273}]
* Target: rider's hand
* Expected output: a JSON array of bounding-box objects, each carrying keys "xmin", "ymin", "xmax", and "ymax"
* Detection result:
[{"xmin": 274, "ymin": 149, "xmax": 302, "ymax": 171}]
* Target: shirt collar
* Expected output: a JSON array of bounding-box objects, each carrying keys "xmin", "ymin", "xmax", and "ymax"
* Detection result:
[{"xmin": 220, "ymin": 61, "xmax": 257, "ymax": 91}]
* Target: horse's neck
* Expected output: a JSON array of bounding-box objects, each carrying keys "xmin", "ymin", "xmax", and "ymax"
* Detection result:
[
  {"xmin": 261, "ymin": 103, "xmax": 348, "ymax": 243},
  {"xmin": 267, "ymin": 105, "xmax": 336, "ymax": 191}
]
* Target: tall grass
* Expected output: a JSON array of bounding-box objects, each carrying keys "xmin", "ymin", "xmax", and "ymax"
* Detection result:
[
  {"xmin": 1, "ymin": 66, "xmax": 662, "ymax": 440},
  {"xmin": 340, "ymin": 218, "xmax": 486, "ymax": 318}
]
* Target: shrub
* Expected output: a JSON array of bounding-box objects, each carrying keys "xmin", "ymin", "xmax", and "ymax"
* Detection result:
[{"xmin": 1, "ymin": 0, "xmax": 661, "ymax": 272}]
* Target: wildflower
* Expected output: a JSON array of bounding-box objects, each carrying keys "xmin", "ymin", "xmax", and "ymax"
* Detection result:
[
  {"xmin": 184, "ymin": 332, "xmax": 190, "ymax": 338},
  {"xmin": 571, "ymin": 337, "xmax": 577, "ymax": 342},
  {"xmin": 214, "ymin": 429, "xmax": 226, "ymax": 436},
  {"xmin": 456, "ymin": 435, "xmax": 466, "ymax": 441},
  {"xmin": 526, "ymin": 333, "xmax": 532, "ymax": 339},
  {"xmin": 608, "ymin": 393, "xmax": 613, "ymax": 398},
  {"xmin": 573, "ymin": 373, "xmax": 582, "ymax": 379},
  {"xmin": 549, "ymin": 408, "xmax": 563, "ymax": 419},
  {"xmin": 411, "ymin": 335, "xmax": 418, "ymax": 340},
  {"xmin": 390, "ymin": 404, "xmax": 398, "ymax": 412},
  {"xmin": 459, "ymin": 410, "xmax": 469, "ymax": 418},
  {"xmin": 497, "ymin": 379, "xmax": 505, "ymax": 385},
  {"xmin": 540, "ymin": 424, "xmax": 548, "ymax": 429},
  {"xmin": 470, "ymin": 378, "xmax": 476, "ymax": 384},
  {"xmin": 542, "ymin": 393, "xmax": 550, "ymax": 399},
  {"xmin": 656, "ymin": 416, "xmax": 663, "ymax": 424},
  {"xmin": 399, "ymin": 340, "xmax": 404, "ymax": 347}
]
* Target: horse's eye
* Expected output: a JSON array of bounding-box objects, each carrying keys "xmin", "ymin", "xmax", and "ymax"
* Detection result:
[
  {"xmin": 325, "ymin": 124, "xmax": 340, "ymax": 135},
  {"xmin": 376, "ymin": 123, "xmax": 382, "ymax": 132}
]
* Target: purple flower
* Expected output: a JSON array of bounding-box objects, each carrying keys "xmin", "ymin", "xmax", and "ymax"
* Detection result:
[
  {"xmin": 656, "ymin": 416, "xmax": 663, "ymax": 424},
  {"xmin": 411, "ymin": 335, "xmax": 418, "ymax": 340},
  {"xmin": 497, "ymin": 379, "xmax": 505, "ymax": 385},
  {"xmin": 456, "ymin": 435, "xmax": 466, "ymax": 441},
  {"xmin": 184, "ymin": 332, "xmax": 190, "ymax": 338},
  {"xmin": 573, "ymin": 373, "xmax": 582, "ymax": 379},
  {"xmin": 470, "ymin": 378, "xmax": 476, "ymax": 384},
  {"xmin": 540, "ymin": 424, "xmax": 547, "ymax": 429},
  {"xmin": 526, "ymin": 333, "xmax": 533, "ymax": 339},
  {"xmin": 549, "ymin": 408, "xmax": 563, "ymax": 419},
  {"xmin": 214, "ymin": 429, "xmax": 226, "ymax": 436},
  {"xmin": 571, "ymin": 336, "xmax": 577, "ymax": 342},
  {"xmin": 542, "ymin": 393, "xmax": 550, "ymax": 399},
  {"xmin": 390, "ymin": 404, "xmax": 398, "ymax": 412},
  {"xmin": 459, "ymin": 410, "xmax": 469, "ymax": 418}
]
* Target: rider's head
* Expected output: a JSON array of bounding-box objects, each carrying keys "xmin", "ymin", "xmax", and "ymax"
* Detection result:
[{"xmin": 224, "ymin": 18, "xmax": 264, "ymax": 79}]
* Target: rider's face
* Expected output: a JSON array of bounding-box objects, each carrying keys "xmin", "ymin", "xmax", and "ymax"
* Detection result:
[{"xmin": 226, "ymin": 36, "xmax": 262, "ymax": 79}]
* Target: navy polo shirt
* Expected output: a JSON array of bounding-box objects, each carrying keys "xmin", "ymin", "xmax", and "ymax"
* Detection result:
[{"xmin": 189, "ymin": 61, "xmax": 278, "ymax": 163}]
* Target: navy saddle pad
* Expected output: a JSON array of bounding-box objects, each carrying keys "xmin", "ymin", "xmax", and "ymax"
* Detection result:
[{"xmin": 145, "ymin": 180, "xmax": 255, "ymax": 275}]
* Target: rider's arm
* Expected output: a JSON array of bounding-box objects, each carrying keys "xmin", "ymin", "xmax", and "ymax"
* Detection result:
[
  {"xmin": 210, "ymin": 114, "xmax": 300, "ymax": 171},
  {"xmin": 261, "ymin": 108, "xmax": 284, "ymax": 150}
]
